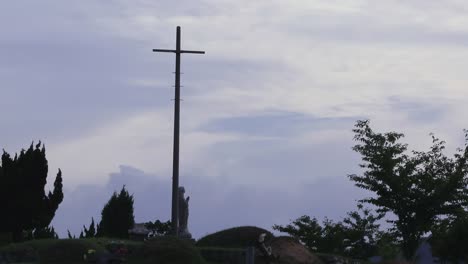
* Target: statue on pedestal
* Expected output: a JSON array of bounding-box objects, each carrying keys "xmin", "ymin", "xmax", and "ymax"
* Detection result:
[{"xmin": 178, "ymin": 186, "xmax": 192, "ymax": 239}]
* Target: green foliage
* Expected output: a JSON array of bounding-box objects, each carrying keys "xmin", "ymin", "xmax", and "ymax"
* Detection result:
[
  {"xmin": 0, "ymin": 142, "xmax": 63, "ymax": 241},
  {"xmin": 144, "ymin": 219, "xmax": 172, "ymax": 236},
  {"xmin": 431, "ymin": 211, "xmax": 468, "ymax": 262},
  {"xmin": 97, "ymin": 186, "xmax": 135, "ymax": 238},
  {"xmin": 349, "ymin": 120, "xmax": 468, "ymax": 258},
  {"xmin": 273, "ymin": 206, "xmax": 383, "ymax": 259},
  {"xmin": 273, "ymin": 216, "xmax": 349, "ymax": 254},
  {"xmin": 196, "ymin": 226, "xmax": 273, "ymax": 248},
  {"xmin": 342, "ymin": 204, "xmax": 383, "ymax": 259},
  {"xmin": 0, "ymin": 237, "xmax": 208, "ymax": 264},
  {"xmin": 0, "ymin": 238, "xmax": 106, "ymax": 264},
  {"xmin": 321, "ymin": 218, "xmax": 348, "ymax": 255},
  {"xmin": 38, "ymin": 239, "xmax": 103, "ymax": 264},
  {"xmin": 273, "ymin": 216, "xmax": 322, "ymax": 251},
  {"xmin": 375, "ymin": 232, "xmax": 400, "ymax": 261}
]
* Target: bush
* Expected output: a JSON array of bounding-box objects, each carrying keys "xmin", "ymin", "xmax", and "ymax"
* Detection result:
[
  {"xmin": 39, "ymin": 240, "xmax": 87, "ymax": 263},
  {"xmin": 196, "ymin": 226, "xmax": 273, "ymax": 248},
  {"xmin": 0, "ymin": 244, "xmax": 38, "ymax": 263}
]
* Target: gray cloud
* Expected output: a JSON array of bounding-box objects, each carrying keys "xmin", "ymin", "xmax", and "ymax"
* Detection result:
[
  {"xmin": 286, "ymin": 21, "xmax": 468, "ymax": 47},
  {"xmin": 201, "ymin": 112, "xmax": 359, "ymax": 137},
  {"xmin": 387, "ymin": 96, "xmax": 448, "ymax": 124}
]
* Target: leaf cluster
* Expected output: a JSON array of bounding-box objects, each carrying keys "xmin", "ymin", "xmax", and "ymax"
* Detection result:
[{"xmin": 431, "ymin": 211, "xmax": 468, "ymax": 262}]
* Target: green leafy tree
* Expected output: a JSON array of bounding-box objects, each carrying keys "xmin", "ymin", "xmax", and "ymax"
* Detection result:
[
  {"xmin": 97, "ymin": 186, "xmax": 135, "ymax": 238},
  {"xmin": 349, "ymin": 120, "xmax": 468, "ymax": 259},
  {"xmin": 0, "ymin": 142, "xmax": 63, "ymax": 241}
]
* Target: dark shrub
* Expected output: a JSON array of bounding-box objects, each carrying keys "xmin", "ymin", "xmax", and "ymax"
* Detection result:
[
  {"xmin": 0, "ymin": 244, "xmax": 38, "ymax": 263},
  {"xmin": 196, "ymin": 226, "xmax": 274, "ymax": 248}
]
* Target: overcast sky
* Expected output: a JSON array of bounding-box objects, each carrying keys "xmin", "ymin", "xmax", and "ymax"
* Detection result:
[{"xmin": 2, "ymin": 0, "xmax": 468, "ymax": 239}]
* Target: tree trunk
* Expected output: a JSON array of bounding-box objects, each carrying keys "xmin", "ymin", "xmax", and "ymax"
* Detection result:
[{"xmin": 401, "ymin": 233, "xmax": 418, "ymax": 260}]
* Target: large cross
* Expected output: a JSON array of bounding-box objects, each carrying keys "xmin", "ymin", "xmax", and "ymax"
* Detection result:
[{"xmin": 153, "ymin": 26, "xmax": 205, "ymax": 237}]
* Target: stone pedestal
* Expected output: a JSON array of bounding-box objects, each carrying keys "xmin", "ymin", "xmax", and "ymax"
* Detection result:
[
  {"xmin": 179, "ymin": 232, "xmax": 195, "ymax": 244},
  {"xmin": 179, "ymin": 229, "xmax": 193, "ymax": 239}
]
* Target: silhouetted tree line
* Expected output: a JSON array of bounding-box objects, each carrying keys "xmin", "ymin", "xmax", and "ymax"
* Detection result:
[
  {"xmin": 0, "ymin": 141, "xmax": 160, "ymax": 242},
  {"xmin": 73, "ymin": 187, "xmax": 170, "ymax": 239},
  {"xmin": 274, "ymin": 120, "xmax": 468, "ymax": 262},
  {"xmin": 67, "ymin": 186, "xmax": 135, "ymax": 239}
]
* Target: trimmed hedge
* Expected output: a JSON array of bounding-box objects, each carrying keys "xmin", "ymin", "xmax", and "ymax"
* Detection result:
[{"xmin": 196, "ymin": 226, "xmax": 274, "ymax": 248}]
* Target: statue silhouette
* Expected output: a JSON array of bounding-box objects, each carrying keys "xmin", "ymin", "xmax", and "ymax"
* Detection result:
[{"xmin": 178, "ymin": 186, "xmax": 191, "ymax": 238}]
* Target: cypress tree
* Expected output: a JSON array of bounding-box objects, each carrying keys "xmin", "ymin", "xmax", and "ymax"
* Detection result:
[
  {"xmin": 0, "ymin": 142, "xmax": 63, "ymax": 241},
  {"xmin": 82, "ymin": 218, "xmax": 96, "ymax": 238},
  {"xmin": 98, "ymin": 186, "xmax": 135, "ymax": 238}
]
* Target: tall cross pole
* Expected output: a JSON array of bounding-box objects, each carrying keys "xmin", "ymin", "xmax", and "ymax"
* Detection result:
[{"xmin": 153, "ymin": 26, "xmax": 205, "ymax": 237}]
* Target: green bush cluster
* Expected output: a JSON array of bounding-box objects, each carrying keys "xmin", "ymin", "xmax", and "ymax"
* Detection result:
[{"xmin": 0, "ymin": 237, "xmax": 211, "ymax": 264}]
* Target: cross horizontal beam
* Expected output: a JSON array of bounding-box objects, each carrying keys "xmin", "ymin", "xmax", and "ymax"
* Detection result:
[{"xmin": 153, "ymin": 49, "xmax": 205, "ymax": 54}]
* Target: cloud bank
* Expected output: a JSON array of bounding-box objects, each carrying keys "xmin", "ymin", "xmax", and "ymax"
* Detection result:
[{"xmin": 53, "ymin": 164, "xmax": 369, "ymax": 239}]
